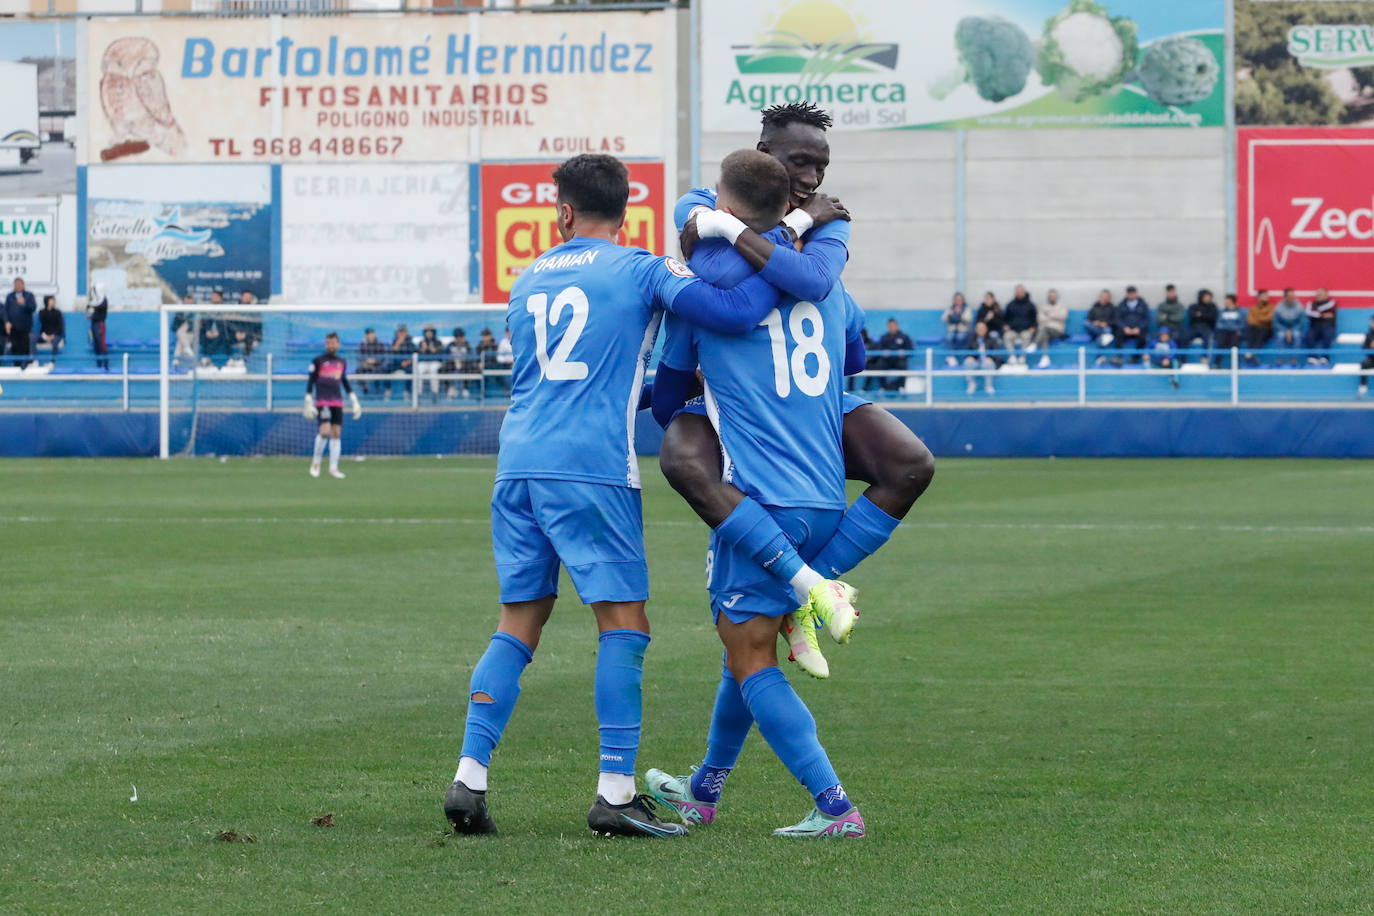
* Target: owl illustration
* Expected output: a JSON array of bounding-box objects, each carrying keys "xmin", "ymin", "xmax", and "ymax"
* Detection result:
[{"xmin": 99, "ymin": 37, "xmax": 187, "ymax": 161}]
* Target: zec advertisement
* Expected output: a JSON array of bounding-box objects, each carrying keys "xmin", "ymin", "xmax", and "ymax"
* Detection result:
[
  {"xmin": 701, "ymin": 0, "xmax": 1224, "ymax": 131},
  {"xmin": 477, "ymin": 161, "xmax": 664, "ymax": 301}
]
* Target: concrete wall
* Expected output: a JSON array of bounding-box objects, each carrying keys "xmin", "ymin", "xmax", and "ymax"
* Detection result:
[{"xmin": 698, "ymin": 127, "xmax": 1227, "ymax": 315}]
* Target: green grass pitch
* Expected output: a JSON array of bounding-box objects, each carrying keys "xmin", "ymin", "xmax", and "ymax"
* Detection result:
[{"xmin": 3, "ymin": 457, "xmax": 1374, "ymax": 913}]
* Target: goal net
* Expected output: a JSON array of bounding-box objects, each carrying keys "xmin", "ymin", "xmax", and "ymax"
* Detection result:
[{"xmin": 158, "ymin": 305, "xmax": 513, "ymax": 458}]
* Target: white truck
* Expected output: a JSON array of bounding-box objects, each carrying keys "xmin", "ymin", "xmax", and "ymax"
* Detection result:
[{"xmin": 0, "ymin": 61, "xmax": 41, "ymax": 167}]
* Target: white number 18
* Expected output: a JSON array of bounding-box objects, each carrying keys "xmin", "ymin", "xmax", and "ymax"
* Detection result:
[{"xmin": 763, "ymin": 301, "xmax": 829, "ymax": 398}]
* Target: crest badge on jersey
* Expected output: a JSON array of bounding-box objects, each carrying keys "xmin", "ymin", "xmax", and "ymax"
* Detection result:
[{"xmin": 664, "ymin": 257, "xmax": 694, "ymax": 278}]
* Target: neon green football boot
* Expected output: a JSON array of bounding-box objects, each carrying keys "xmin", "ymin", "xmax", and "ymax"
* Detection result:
[
  {"xmin": 807, "ymin": 580, "xmax": 859, "ymax": 644},
  {"xmin": 781, "ymin": 607, "xmax": 829, "ymax": 679}
]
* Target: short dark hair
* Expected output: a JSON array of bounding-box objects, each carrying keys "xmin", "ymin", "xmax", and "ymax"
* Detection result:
[
  {"xmin": 717, "ymin": 149, "xmax": 790, "ymax": 228},
  {"xmin": 325, "ymin": 331, "xmax": 339, "ymax": 341},
  {"xmin": 760, "ymin": 102, "xmax": 833, "ymax": 141},
  {"xmin": 1166, "ymin": 284, "xmax": 1176, "ymax": 291},
  {"xmin": 551, "ymin": 154, "xmax": 628, "ymax": 222},
  {"xmin": 1283, "ymin": 287, "xmax": 1295, "ymax": 294}
]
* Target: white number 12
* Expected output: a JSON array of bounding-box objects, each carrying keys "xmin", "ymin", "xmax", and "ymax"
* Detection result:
[
  {"xmin": 763, "ymin": 301, "xmax": 830, "ymax": 398},
  {"xmin": 525, "ymin": 286, "xmax": 589, "ymax": 381}
]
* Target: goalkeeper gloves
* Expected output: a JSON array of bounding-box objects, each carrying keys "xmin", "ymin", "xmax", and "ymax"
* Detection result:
[
  {"xmin": 303, "ymin": 393, "xmax": 315, "ymax": 420},
  {"xmin": 350, "ymin": 392, "xmax": 362, "ymax": 420}
]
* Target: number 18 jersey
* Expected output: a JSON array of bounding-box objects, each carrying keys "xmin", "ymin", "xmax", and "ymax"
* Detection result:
[
  {"xmin": 497, "ymin": 236, "xmax": 699, "ymax": 490},
  {"xmin": 659, "ymin": 283, "xmax": 849, "ymax": 511}
]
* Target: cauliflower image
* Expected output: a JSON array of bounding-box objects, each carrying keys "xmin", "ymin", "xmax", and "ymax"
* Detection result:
[
  {"xmin": 1036, "ymin": 0, "xmax": 1139, "ymax": 103},
  {"xmin": 929, "ymin": 16, "xmax": 1035, "ymax": 104},
  {"xmin": 1138, "ymin": 36, "xmax": 1220, "ymax": 107}
]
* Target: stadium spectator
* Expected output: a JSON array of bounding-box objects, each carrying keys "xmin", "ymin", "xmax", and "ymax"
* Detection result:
[
  {"xmin": 198, "ymin": 293, "xmax": 229, "ymax": 368},
  {"xmin": 445, "ymin": 327, "xmax": 474, "ymax": 398},
  {"xmin": 357, "ymin": 327, "xmax": 386, "ymax": 394},
  {"xmin": 1245, "ymin": 289, "xmax": 1275, "ymax": 366},
  {"xmin": 1002, "ymin": 284, "xmax": 1038, "ymax": 365},
  {"xmin": 1151, "ymin": 326, "xmax": 1180, "ymax": 389},
  {"xmin": 1215, "ymin": 294, "xmax": 1245, "ymax": 367},
  {"xmin": 417, "ymin": 325, "xmax": 445, "ymax": 398},
  {"xmin": 1274, "ymin": 288, "xmax": 1305, "ymax": 367},
  {"xmin": 4, "ymin": 277, "xmax": 37, "ymax": 368},
  {"xmin": 1184, "ymin": 289, "xmax": 1218, "ymax": 357},
  {"xmin": 33, "ymin": 295, "xmax": 64, "ymax": 362},
  {"xmin": 1113, "ymin": 285, "xmax": 1150, "ymax": 365},
  {"xmin": 1156, "ymin": 284, "xmax": 1186, "ymax": 341},
  {"xmin": 1304, "ymin": 288, "xmax": 1337, "ymax": 365},
  {"xmin": 475, "ymin": 327, "xmax": 499, "ymax": 396},
  {"xmin": 229, "ymin": 291, "xmax": 263, "ymax": 361},
  {"xmin": 1032, "ymin": 288, "xmax": 1068, "ymax": 367},
  {"xmin": 172, "ymin": 312, "xmax": 196, "ymax": 369},
  {"xmin": 86, "ymin": 285, "xmax": 109, "ymax": 370},
  {"xmin": 1359, "ymin": 315, "xmax": 1374, "ymax": 399},
  {"xmin": 385, "ymin": 324, "xmax": 416, "ymax": 399},
  {"xmin": 1086, "ymin": 289, "xmax": 1116, "ymax": 362},
  {"xmin": 877, "ymin": 317, "xmax": 912, "ymax": 391},
  {"xmin": 942, "ymin": 292, "xmax": 971, "ymax": 350},
  {"xmin": 963, "ymin": 320, "xmax": 1002, "ymax": 395},
  {"xmin": 975, "ymin": 291, "xmax": 1005, "ymax": 336},
  {"xmin": 497, "ymin": 327, "xmax": 514, "ymax": 369}
]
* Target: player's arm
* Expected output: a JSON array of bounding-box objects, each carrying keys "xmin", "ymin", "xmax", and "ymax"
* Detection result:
[
  {"xmin": 844, "ymin": 289, "xmax": 867, "ymax": 376},
  {"xmin": 341, "ymin": 363, "xmax": 361, "ymax": 419},
  {"xmin": 637, "ymin": 253, "xmax": 780, "ymax": 335},
  {"xmin": 304, "ymin": 357, "xmax": 319, "ymax": 418},
  {"xmin": 688, "ymin": 197, "xmax": 851, "ymax": 301},
  {"xmin": 650, "ymin": 315, "xmax": 700, "ymax": 429}
]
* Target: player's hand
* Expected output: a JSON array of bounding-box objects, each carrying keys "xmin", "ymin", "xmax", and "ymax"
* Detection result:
[
  {"xmin": 303, "ymin": 393, "xmax": 315, "ymax": 420},
  {"xmin": 350, "ymin": 393, "xmax": 362, "ymax": 421},
  {"xmin": 679, "ymin": 213, "xmax": 701, "ymax": 260},
  {"xmin": 802, "ymin": 192, "xmax": 850, "ymax": 227}
]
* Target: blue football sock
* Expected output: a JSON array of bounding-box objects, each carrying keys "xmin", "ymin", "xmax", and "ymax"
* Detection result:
[
  {"xmin": 738, "ymin": 666, "xmax": 843, "ymax": 809},
  {"xmin": 811, "ymin": 494, "xmax": 901, "ymax": 578},
  {"xmin": 594, "ymin": 629, "xmax": 650, "ymax": 776},
  {"xmin": 459, "ymin": 632, "xmax": 534, "ymax": 766},
  {"xmin": 714, "ymin": 499, "xmax": 807, "ymax": 583},
  {"xmin": 691, "ymin": 656, "xmax": 753, "ymax": 803}
]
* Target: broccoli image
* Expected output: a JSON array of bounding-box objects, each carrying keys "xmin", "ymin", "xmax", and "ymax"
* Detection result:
[
  {"xmin": 929, "ymin": 16, "xmax": 1035, "ymax": 104},
  {"xmin": 1137, "ymin": 37, "xmax": 1220, "ymax": 107},
  {"xmin": 1036, "ymin": 0, "xmax": 1139, "ymax": 102}
]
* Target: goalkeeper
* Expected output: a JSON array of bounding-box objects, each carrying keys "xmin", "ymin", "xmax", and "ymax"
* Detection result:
[{"xmin": 304, "ymin": 332, "xmax": 361, "ymax": 479}]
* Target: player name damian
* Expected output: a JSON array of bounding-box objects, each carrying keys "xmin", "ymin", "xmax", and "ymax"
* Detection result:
[{"xmin": 532, "ymin": 249, "xmax": 599, "ymax": 273}]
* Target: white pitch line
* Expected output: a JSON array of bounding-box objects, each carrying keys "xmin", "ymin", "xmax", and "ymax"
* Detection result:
[{"xmin": 2, "ymin": 516, "xmax": 1372, "ymax": 536}]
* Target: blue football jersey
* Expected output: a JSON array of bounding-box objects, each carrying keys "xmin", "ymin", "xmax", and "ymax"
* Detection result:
[
  {"xmin": 659, "ymin": 283, "xmax": 849, "ymax": 510},
  {"xmin": 497, "ymin": 237, "xmax": 700, "ymax": 489}
]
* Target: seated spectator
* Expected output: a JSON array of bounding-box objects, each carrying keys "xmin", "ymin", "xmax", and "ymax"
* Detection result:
[
  {"xmin": 416, "ymin": 325, "xmax": 445, "ymax": 397},
  {"xmin": 1244, "ymin": 289, "xmax": 1275, "ymax": 366},
  {"xmin": 1359, "ymin": 315, "xmax": 1374, "ymax": 399},
  {"xmin": 1156, "ymin": 284, "xmax": 1186, "ymax": 341},
  {"xmin": 198, "ymin": 310, "xmax": 228, "ymax": 368},
  {"xmin": 1086, "ymin": 289, "xmax": 1117, "ymax": 362},
  {"xmin": 1113, "ymin": 285, "xmax": 1150, "ymax": 365},
  {"xmin": 172, "ymin": 312, "xmax": 197, "ymax": 368},
  {"xmin": 942, "ymin": 292, "xmax": 971, "ymax": 350},
  {"xmin": 476, "ymin": 327, "xmax": 499, "ymax": 393},
  {"xmin": 230, "ymin": 291, "xmax": 263, "ymax": 360},
  {"xmin": 1002, "ymin": 284, "xmax": 1038, "ymax": 365},
  {"xmin": 876, "ymin": 317, "xmax": 912, "ymax": 391},
  {"xmin": 1303, "ymin": 287, "xmax": 1337, "ymax": 365},
  {"xmin": 1151, "ymin": 326, "xmax": 1180, "ymax": 389},
  {"xmin": 1273, "ymin": 288, "xmax": 1305, "ymax": 367},
  {"xmin": 357, "ymin": 327, "xmax": 386, "ymax": 393},
  {"xmin": 445, "ymin": 327, "xmax": 474, "ymax": 398},
  {"xmin": 975, "ymin": 292, "xmax": 1005, "ymax": 337},
  {"xmin": 1215, "ymin": 294, "xmax": 1245, "ymax": 367},
  {"xmin": 498, "ymin": 327, "xmax": 514, "ymax": 368},
  {"xmin": 1032, "ymin": 288, "xmax": 1068, "ymax": 367},
  {"xmin": 34, "ymin": 295, "xmax": 64, "ymax": 362},
  {"xmin": 963, "ymin": 320, "xmax": 1002, "ymax": 396},
  {"xmin": 1184, "ymin": 289, "xmax": 1218, "ymax": 356},
  {"xmin": 385, "ymin": 324, "xmax": 416, "ymax": 398}
]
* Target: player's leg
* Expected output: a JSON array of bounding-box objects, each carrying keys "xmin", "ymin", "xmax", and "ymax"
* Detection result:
[
  {"xmin": 327, "ymin": 417, "xmax": 344, "ymax": 478},
  {"xmin": 659, "ymin": 411, "xmax": 852, "ymax": 643},
  {"xmin": 446, "ymin": 480, "xmax": 560, "ymax": 835},
  {"xmin": 806, "ymin": 403, "xmax": 934, "ymax": 581},
  {"xmin": 310, "ymin": 418, "xmax": 329, "ymax": 477},
  {"xmin": 718, "ymin": 612, "xmax": 863, "ymax": 837},
  {"xmin": 530, "ymin": 481, "xmax": 685, "ymax": 837}
]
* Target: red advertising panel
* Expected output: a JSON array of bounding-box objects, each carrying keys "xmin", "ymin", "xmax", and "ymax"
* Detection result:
[
  {"xmin": 1239, "ymin": 128, "xmax": 1374, "ymax": 307},
  {"xmin": 478, "ymin": 161, "xmax": 665, "ymax": 301}
]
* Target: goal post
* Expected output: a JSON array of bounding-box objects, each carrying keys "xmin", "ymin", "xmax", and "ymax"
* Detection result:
[{"xmin": 157, "ymin": 304, "xmax": 515, "ymax": 459}]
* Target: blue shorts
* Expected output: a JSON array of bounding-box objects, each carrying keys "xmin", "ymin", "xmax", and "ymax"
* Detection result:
[
  {"xmin": 707, "ymin": 505, "xmax": 843, "ymax": 625},
  {"xmin": 842, "ymin": 392, "xmax": 870, "ymax": 414},
  {"xmin": 491, "ymin": 478, "xmax": 648, "ymax": 605}
]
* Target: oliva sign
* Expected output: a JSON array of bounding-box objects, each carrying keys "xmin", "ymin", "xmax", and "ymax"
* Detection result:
[{"xmin": 0, "ymin": 217, "xmax": 48, "ymax": 236}]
